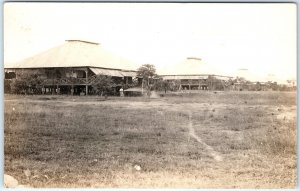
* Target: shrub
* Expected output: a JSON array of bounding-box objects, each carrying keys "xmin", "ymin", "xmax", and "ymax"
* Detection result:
[
  {"xmin": 91, "ymin": 75, "xmax": 115, "ymax": 96},
  {"xmin": 10, "ymin": 73, "xmax": 43, "ymax": 94}
]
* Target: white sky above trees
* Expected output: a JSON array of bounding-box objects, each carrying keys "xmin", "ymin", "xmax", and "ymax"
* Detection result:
[{"xmin": 4, "ymin": 3, "xmax": 296, "ymax": 82}]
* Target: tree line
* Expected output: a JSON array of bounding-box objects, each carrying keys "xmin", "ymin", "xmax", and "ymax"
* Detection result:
[{"xmin": 4, "ymin": 64, "xmax": 296, "ymax": 95}]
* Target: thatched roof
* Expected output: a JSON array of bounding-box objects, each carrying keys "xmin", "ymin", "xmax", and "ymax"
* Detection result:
[
  {"xmin": 160, "ymin": 57, "xmax": 221, "ymax": 76},
  {"xmin": 236, "ymin": 69, "xmax": 262, "ymax": 82},
  {"xmin": 5, "ymin": 40, "xmax": 137, "ymax": 71}
]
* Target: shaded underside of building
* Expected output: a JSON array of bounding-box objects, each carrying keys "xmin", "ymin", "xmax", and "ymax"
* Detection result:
[{"xmin": 160, "ymin": 74, "xmax": 233, "ymax": 90}]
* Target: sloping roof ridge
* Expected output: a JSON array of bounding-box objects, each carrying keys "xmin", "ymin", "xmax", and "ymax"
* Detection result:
[
  {"xmin": 65, "ymin": 39, "xmax": 99, "ymax": 45},
  {"xmin": 5, "ymin": 40, "xmax": 137, "ymax": 70},
  {"xmin": 88, "ymin": 66, "xmax": 136, "ymax": 72},
  {"xmin": 186, "ymin": 57, "xmax": 201, "ymax": 61},
  {"xmin": 9, "ymin": 42, "xmax": 66, "ymax": 68},
  {"xmin": 160, "ymin": 74, "xmax": 212, "ymax": 76}
]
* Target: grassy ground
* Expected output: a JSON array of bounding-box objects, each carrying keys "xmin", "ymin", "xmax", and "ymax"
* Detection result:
[{"xmin": 4, "ymin": 91, "xmax": 297, "ymax": 188}]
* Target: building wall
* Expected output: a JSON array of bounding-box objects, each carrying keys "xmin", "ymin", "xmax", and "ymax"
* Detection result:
[{"xmin": 4, "ymin": 67, "xmax": 135, "ymax": 95}]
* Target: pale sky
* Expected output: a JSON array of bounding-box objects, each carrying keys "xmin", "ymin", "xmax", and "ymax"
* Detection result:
[{"xmin": 4, "ymin": 3, "xmax": 297, "ymax": 82}]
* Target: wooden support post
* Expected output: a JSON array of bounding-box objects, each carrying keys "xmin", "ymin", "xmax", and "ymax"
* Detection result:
[
  {"xmin": 85, "ymin": 69, "xmax": 88, "ymax": 96},
  {"xmin": 71, "ymin": 85, "xmax": 74, "ymax": 96},
  {"xmin": 70, "ymin": 67, "xmax": 74, "ymax": 96}
]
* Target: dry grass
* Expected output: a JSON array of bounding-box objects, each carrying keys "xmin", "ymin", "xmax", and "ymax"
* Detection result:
[{"xmin": 4, "ymin": 91, "xmax": 297, "ymax": 188}]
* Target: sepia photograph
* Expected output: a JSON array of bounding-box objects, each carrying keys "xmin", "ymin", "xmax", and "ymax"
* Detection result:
[{"xmin": 3, "ymin": 2, "xmax": 297, "ymax": 188}]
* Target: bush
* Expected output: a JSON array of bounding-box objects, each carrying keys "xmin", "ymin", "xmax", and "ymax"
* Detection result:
[
  {"xmin": 91, "ymin": 75, "xmax": 115, "ymax": 96},
  {"xmin": 10, "ymin": 73, "xmax": 43, "ymax": 94}
]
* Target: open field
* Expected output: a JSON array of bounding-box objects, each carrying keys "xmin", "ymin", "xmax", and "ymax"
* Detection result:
[{"xmin": 4, "ymin": 91, "xmax": 297, "ymax": 188}]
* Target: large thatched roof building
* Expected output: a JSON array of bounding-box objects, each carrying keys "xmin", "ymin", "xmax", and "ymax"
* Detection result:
[
  {"xmin": 4, "ymin": 40, "xmax": 138, "ymax": 95},
  {"xmin": 159, "ymin": 57, "xmax": 232, "ymax": 90}
]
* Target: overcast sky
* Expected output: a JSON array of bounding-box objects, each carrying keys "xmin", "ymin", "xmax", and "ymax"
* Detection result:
[{"xmin": 4, "ymin": 3, "xmax": 296, "ymax": 82}]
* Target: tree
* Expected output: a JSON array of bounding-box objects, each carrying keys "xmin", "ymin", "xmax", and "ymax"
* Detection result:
[
  {"xmin": 270, "ymin": 82, "xmax": 279, "ymax": 91},
  {"xmin": 154, "ymin": 78, "xmax": 170, "ymax": 93},
  {"xmin": 137, "ymin": 64, "xmax": 158, "ymax": 87},
  {"xmin": 137, "ymin": 64, "xmax": 159, "ymax": 96},
  {"xmin": 91, "ymin": 75, "xmax": 115, "ymax": 96}
]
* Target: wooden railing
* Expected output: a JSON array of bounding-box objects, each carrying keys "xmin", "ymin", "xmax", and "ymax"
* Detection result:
[
  {"xmin": 40, "ymin": 76, "xmax": 125, "ymax": 86},
  {"xmin": 41, "ymin": 78, "xmax": 88, "ymax": 85}
]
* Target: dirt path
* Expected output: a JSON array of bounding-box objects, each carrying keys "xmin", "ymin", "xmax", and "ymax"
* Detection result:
[{"xmin": 188, "ymin": 111, "xmax": 223, "ymax": 162}]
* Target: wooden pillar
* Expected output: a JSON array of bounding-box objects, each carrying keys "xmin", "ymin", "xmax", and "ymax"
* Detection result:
[
  {"xmin": 85, "ymin": 68, "xmax": 88, "ymax": 96},
  {"xmin": 71, "ymin": 85, "xmax": 74, "ymax": 96}
]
